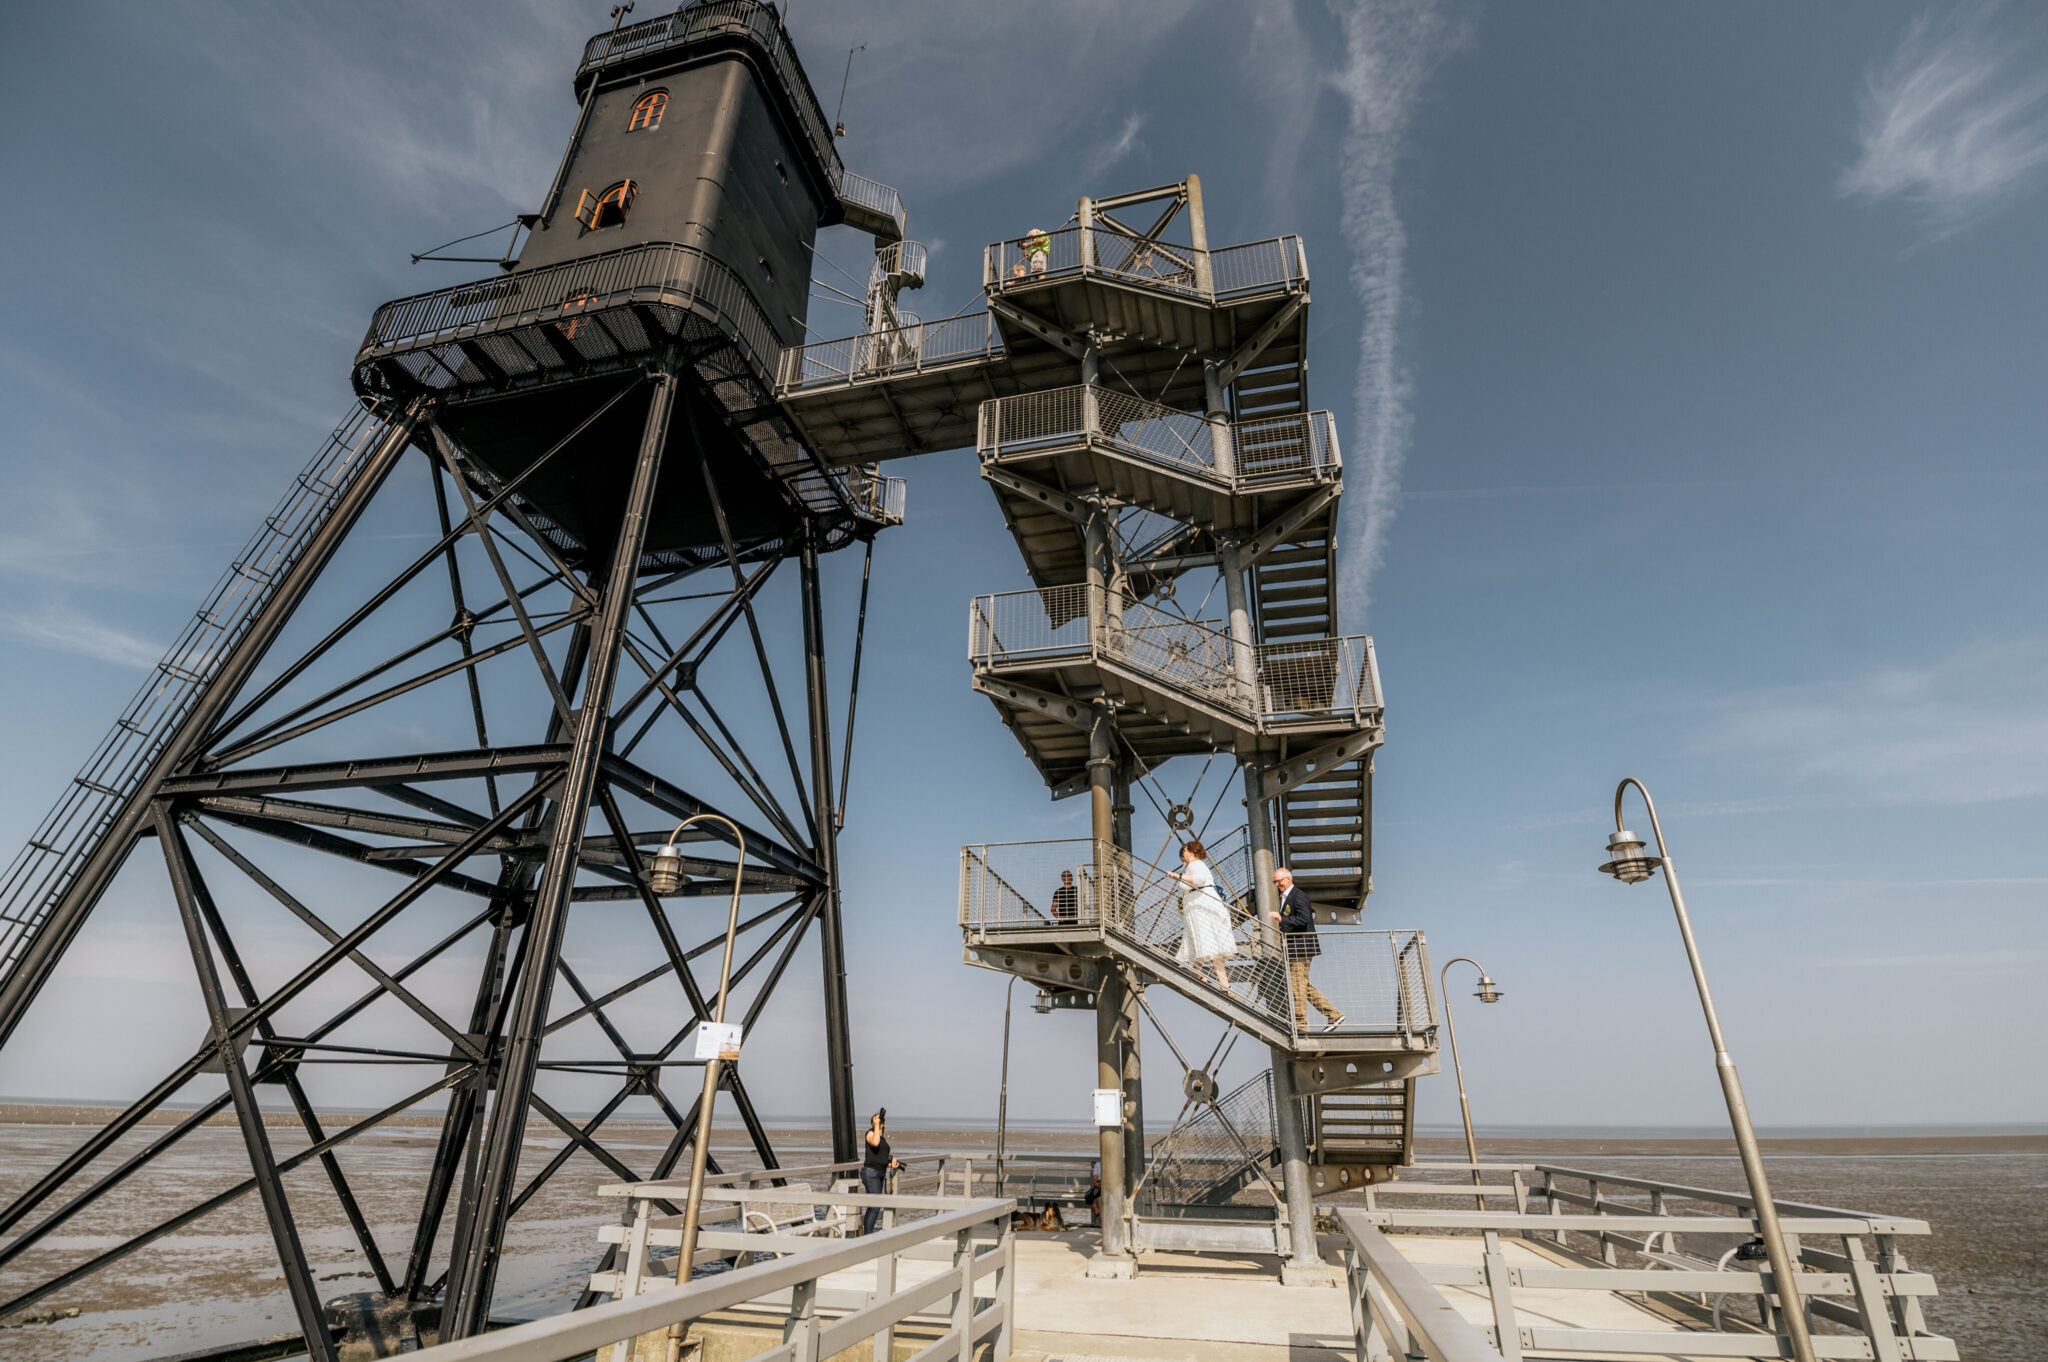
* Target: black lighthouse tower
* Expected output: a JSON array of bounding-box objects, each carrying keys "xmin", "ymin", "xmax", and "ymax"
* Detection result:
[{"xmin": 0, "ymin": 4, "xmax": 908, "ymax": 1353}]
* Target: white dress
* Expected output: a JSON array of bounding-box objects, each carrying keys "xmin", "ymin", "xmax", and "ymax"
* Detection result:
[{"xmin": 1174, "ymin": 858, "xmax": 1238, "ymax": 963}]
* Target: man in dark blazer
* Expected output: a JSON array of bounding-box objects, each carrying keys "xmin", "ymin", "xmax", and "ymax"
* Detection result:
[{"xmin": 1269, "ymin": 867, "xmax": 1344, "ymax": 1032}]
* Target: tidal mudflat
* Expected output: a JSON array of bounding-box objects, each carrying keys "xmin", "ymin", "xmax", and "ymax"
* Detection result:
[{"xmin": 0, "ymin": 1112, "xmax": 2038, "ymax": 1360}]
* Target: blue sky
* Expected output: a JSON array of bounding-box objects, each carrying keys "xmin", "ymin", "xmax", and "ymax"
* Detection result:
[{"xmin": 0, "ymin": 1, "xmax": 2043, "ymax": 1133}]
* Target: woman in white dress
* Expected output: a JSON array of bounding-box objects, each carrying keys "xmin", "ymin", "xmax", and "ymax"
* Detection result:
[{"xmin": 1167, "ymin": 839, "xmax": 1236, "ymax": 991}]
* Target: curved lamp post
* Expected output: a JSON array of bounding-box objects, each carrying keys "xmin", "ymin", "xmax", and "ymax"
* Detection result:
[
  {"xmin": 1437, "ymin": 957, "xmax": 1502, "ymax": 1204},
  {"xmin": 993, "ymin": 979, "xmax": 1055, "ymax": 1193},
  {"xmin": 1600, "ymin": 778, "xmax": 1816, "ymax": 1362},
  {"xmin": 651, "ymin": 814, "xmax": 746, "ymax": 1362}
]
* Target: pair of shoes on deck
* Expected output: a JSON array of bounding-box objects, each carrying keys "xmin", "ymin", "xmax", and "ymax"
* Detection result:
[{"xmin": 1320, "ymin": 1013, "xmax": 1346, "ymax": 1033}]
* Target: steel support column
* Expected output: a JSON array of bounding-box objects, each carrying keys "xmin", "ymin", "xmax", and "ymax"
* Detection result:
[
  {"xmin": 800, "ymin": 529, "xmax": 858, "ymax": 1163},
  {"xmin": 157, "ymin": 807, "xmax": 339, "ymax": 1362},
  {"xmin": 1087, "ymin": 703, "xmax": 1130, "ymax": 1259},
  {"xmin": 442, "ymin": 367, "xmax": 678, "ymax": 1339},
  {"xmin": 1247, "ymin": 766, "xmax": 1319, "ymax": 1267}
]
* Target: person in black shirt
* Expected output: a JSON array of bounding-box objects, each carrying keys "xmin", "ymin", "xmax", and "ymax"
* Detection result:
[
  {"xmin": 1051, "ymin": 869, "xmax": 1080, "ymax": 924},
  {"xmin": 1269, "ymin": 867, "xmax": 1344, "ymax": 1032},
  {"xmin": 860, "ymin": 1109, "xmax": 901, "ymax": 1234}
]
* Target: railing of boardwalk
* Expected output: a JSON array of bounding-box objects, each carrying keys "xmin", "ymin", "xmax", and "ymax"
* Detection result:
[
  {"xmin": 1337, "ymin": 1166, "xmax": 1957, "ymax": 1362},
  {"xmin": 978, "ymin": 384, "xmax": 1341, "ymax": 488},
  {"xmin": 967, "ymin": 585, "xmax": 1381, "ymax": 731},
  {"xmin": 957, "ymin": 834, "xmax": 1432, "ymax": 1045},
  {"xmin": 403, "ymin": 1173, "xmax": 1014, "ymax": 1362},
  {"xmin": 984, "ymin": 227, "xmax": 1307, "ymax": 302}
]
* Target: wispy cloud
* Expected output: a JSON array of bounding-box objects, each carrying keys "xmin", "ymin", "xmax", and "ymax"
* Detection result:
[
  {"xmin": 1083, "ymin": 111, "xmax": 1148, "ymax": 178},
  {"xmin": 2, "ymin": 605, "xmax": 164, "ymax": 670},
  {"xmin": 1698, "ymin": 638, "xmax": 2048, "ymax": 807},
  {"xmin": 1244, "ymin": 4, "xmax": 1322, "ymax": 210},
  {"xmin": 1329, "ymin": 0, "xmax": 1470, "ymax": 620},
  {"xmin": 1839, "ymin": 1, "xmax": 2048, "ymax": 236}
]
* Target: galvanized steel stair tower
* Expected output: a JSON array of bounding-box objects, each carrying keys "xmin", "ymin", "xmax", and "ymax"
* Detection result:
[{"xmin": 778, "ymin": 178, "xmax": 1442, "ymax": 1273}]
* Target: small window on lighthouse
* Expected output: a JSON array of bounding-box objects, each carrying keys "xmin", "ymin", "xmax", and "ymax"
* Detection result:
[
  {"xmin": 576, "ymin": 180, "xmax": 638, "ymax": 232},
  {"xmin": 629, "ymin": 90, "xmax": 667, "ymax": 132}
]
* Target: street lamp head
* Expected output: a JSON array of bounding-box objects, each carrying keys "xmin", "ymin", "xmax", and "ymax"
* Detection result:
[
  {"xmin": 1032, "ymin": 989, "xmax": 1055, "ymax": 1015},
  {"xmin": 1473, "ymin": 975, "xmax": 1503, "ymax": 1004},
  {"xmin": 646, "ymin": 844, "xmax": 692, "ymax": 895},
  {"xmin": 1599, "ymin": 828, "xmax": 1658, "ymax": 884}
]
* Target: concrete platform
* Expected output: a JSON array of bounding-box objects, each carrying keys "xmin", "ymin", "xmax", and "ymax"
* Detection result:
[
  {"xmin": 1006, "ymin": 1229, "xmax": 1707, "ymax": 1362},
  {"xmin": 648, "ymin": 1227, "xmax": 1716, "ymax": 1362}
]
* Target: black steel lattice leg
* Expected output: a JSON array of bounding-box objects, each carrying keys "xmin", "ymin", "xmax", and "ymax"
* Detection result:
[
  {"xmin": 157, "ymin": 805, "xmax": 340, "ymax": 1362},
  {"xmin": 441, "ymin": 367, "xmax": 679, "ymax": 1339},
  {"xmin": 800, "ymin": 531, "xmax": 858, "ymax": 1163}
]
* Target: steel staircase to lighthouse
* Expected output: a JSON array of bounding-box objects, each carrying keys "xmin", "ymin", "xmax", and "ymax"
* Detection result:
[{"xmin": 773, "ymin": 177, "xmax": 1440, "ymax": 1265}]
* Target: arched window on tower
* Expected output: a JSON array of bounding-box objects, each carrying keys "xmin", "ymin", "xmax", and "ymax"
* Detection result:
[
  {"xmin": 575, "ymin": 180, "xmax": 638, "ymax": 232},
  {"xmin": 629, "ymin": 90, "xmax": 667, "ymax": 131}
]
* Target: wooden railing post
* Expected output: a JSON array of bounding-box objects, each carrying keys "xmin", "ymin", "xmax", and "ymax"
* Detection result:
[
  {"xmin": 951, "ymin": 1226, "xmax": 975, "ymax": 1362},
  {"xmin": 1479, "ymin": 1229, "xmax": 1523, "ymax": 1361}
]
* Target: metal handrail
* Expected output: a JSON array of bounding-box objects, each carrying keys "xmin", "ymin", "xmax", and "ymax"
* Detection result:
[
  {"xmin": 777, "ymin": 311, "xmax": 1002, "ymax": 391},
  {"xmin": 359, "ymin": 241, "xmax": 784, "ymax": 390},
  {"xmin": 967, "ymin": 585, "xmax": 1381, "ymax": 729},
  {"xmin": 959, "ymin": 835, "xmax": 1433, "ymax": 1043},
  {"xmin": 410, "ymin": 1190, "xmax": 1014, "ymax": 1362},
  {"xmin": 978, "ymin": 385, "xmax": 1340, "ymax": 488},
  {"xmin": 577, "ymin": 1, "xmax": 842, "ymax": 190},
  {"xmin": 1339, "ymin": 1210, "xmax": 1504, "ymax": 1362},
  {"xmin": 835, "ymin": 168, "xmax": 908, "ymax": 239},
  {"xmin": 1338, "ymin": 1190, "xmax": 1955, "ymax": 1362},
  {"xmin": 985, "ymin": 226, "xmax": 1308, "ymax": 302}
]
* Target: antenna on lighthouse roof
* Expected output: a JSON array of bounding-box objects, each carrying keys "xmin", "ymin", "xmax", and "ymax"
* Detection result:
[{"xmin": 834, "ymin": 43, "xmax": 864, "ymax": 138}]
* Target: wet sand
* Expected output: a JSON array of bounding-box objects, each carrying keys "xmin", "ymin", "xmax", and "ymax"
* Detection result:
[{"xmin": 0, "ymin": 1110, "xmax": 2038, "ymax": 1360}]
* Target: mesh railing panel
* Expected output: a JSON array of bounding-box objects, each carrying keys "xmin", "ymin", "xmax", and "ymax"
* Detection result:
[
  {"xmin": 958, "ymin": 834, "xmax": 1433, "ymax": 1044},
  {"xmin": 1235, "ymin": 409, "xmax": 1341, "ymax": 484},
  {"xmin": 1256, "ymin": 635, "xmax": 1380, "ymax": 722},
  {"xmin": 980, "ymin": 387, "xmax": 1339, "ymax": 490},
  {"xmin": 985, "ymin": 229, "xmax": 1306, "ymax": 302},
  {"xmin": 1137, "ymin": 1071, "xmax": 1281, "ymax": 1210},
  {"xmin": 0, "ymin": 405, "xmax": 403, "ymax": 985},
  {"xmin": 1209, "ymin": 237, "xmax": 1309, "ymax": 298},
  {"xmin": 968, "ymin": 586, "xmax": 1380, "ymax": 727},
  {"xmin": 778, "ymin": 312, "xmax": 1001, "ymax": 390},
  {"xmin": 968, "ymin": 584, "xmax": 1091, "ymax": 661}
]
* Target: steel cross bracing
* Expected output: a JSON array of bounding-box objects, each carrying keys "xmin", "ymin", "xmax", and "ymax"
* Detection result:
[
  {"xmin": 776, "ymin": 176, "xmax": 1441, "ymax": 1269},
  {"xmin": 0, "ymin": 354, "xmax": 892, "ymax": 1350}
]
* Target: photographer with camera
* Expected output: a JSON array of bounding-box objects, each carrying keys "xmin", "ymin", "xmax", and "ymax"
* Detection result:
[{"xmin": 860, "ymin": 1108, "xmax": 901, "ymax": 1234}]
